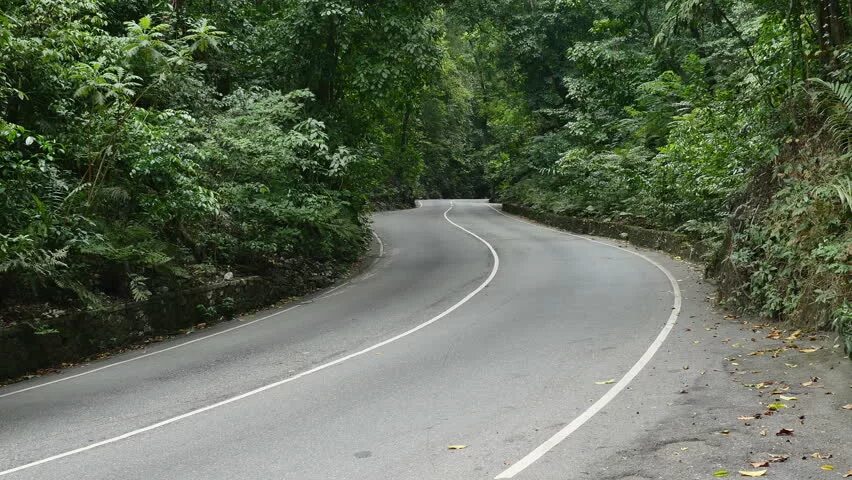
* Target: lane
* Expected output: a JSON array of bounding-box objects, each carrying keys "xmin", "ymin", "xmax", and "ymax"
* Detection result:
[
  {"xmin": 1, "ymin": 200, "xmax": 679, "ymax": 479},
  {"xmin": 0, "ymin": 201, "xmax": 492, "ymax": 473}
]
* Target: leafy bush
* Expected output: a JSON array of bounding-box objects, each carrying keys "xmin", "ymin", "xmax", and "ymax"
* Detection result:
[{"xmin": 0, "ymin": 1, "xmax": 371, "ymax": 317}]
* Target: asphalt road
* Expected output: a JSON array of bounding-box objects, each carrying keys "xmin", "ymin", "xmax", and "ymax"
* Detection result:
[{"xmin": 3, "ymin": 200, "xmax": 847, "ymax": 479}]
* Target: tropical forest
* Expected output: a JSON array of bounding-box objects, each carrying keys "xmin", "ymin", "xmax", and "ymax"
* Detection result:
[{"xmin": 1, "ymin": 0, "xmax": 850, "ymax": 359}]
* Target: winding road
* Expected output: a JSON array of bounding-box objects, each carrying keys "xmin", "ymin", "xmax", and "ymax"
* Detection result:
[{"xmin": 1, "ymin": 200, "xmax": 685, "ymax": 479}]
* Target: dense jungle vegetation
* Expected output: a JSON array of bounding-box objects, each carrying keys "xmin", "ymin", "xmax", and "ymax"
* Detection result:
[{"xmin": 0, "ymin": 0, "xmax": 849, "ymax": 351}]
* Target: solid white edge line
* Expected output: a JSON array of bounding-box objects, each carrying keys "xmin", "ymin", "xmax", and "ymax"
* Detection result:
[
  {"xmin": 0, "ymin": 230, "xmax": 387, "ymax": 400},
  {"xmin": 0, "ymin": 204, "xmax": 499, "ymax": 477},
  {"xmin": 488, "ymin": 204, "xmax": 681, "ymax": 479},
  {"xmin": 0, "ymin": 305, "xmax": 297, "ymax": 400}
]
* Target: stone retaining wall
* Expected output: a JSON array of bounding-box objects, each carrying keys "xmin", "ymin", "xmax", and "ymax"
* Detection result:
[
  {"xmin": 502, "ymin": 203, "xmax": 715, "ymax": 263},
  {"xmin": 0, "ymin": 260, "xmax": 346, "ymax": 381}
]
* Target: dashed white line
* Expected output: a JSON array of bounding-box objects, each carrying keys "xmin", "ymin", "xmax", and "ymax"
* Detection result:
[
  {"xmin": 0, "ymin": 204, "xmax": 498, "ymax": 477},
  {"xmin": 487, "ymin": 203, "xmax": 681, "ymax": 479}
]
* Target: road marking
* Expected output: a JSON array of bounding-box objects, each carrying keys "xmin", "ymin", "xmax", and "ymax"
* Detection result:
[
  {"xmin": 372, "ymin": 229, "xmax": 385, "ymax": 257},
  {"xmin": 0, "ymin": 305, "xmax": 299, "ymax": 399},
  {"xmin": 0, "ymin": 231, "xmax": 387, "ymax": 400},
  {"xmin": 0, "ymin": 203, "xmax": 498, "ymax": 477},
  {"xmin": 487, "ymin": 204, "xmax": 681, "ymax": 479}
]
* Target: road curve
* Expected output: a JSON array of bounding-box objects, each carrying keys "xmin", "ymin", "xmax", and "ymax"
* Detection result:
[{"xmin": 0, "ymin": 200, "xmax": 678, "ymax": 479}]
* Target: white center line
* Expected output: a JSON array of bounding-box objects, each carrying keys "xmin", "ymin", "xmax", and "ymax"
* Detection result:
[
  {"xmin": 487, "ymin": 204, "xmax": 681, "ymax": 479},
  {"xmin": 0, "ymin": 202, "xmax": 499, "ymax": 477}
]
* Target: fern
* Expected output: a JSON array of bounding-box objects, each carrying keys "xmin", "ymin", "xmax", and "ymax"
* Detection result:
[
  {"xmin": 834, "ymin": 178, "xmax": 852, "ymax": 214},
  {"xmin": 128, "ymin": 273, "xmax": 152, "ymax": 302},
  {"xmin": 808, "ymin": 78, "xmax": 852, "ymax": 149},
  {"xmin": 654, "ymin": 0, "xmax": 703, "ymax": 47}
]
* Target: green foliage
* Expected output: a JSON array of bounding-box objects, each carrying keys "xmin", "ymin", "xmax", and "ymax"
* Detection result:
[
  {"xmin": 0, "ymin": 0, "xmax": 374, "ymax": 315},
  {"xmin": 198, "ymin": 88, "xmax": 368, "ymax": 264}
]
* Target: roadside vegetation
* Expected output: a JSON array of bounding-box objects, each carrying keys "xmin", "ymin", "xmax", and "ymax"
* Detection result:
[
  {"xmin": 441, "ymin": 0, "xmax": 851, "ymax": 354},
  {"xmin": 0, "ymin": 0, "xmax": 849, "ymax": 353},
  {"xmin": 1, "ymin": 0, "xmax": 446, "ymax": 322}
]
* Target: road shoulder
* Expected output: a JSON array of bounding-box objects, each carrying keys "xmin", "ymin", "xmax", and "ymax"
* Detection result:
[{"xmin": 508, "ymin": 226, "xmax": 852, "ymax": 479}]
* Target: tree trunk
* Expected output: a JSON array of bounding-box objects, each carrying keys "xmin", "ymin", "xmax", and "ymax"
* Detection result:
[
  {"xmin": 789, "ymin": 0, "xmax": 806, "ymax": 85},
  {"xmin": 318, "ymin": 16, "xmax": 339, "ymax": 107},
  {"xmin": 813, "ymin": 0, "xmax": 847, "ymax": 65}
]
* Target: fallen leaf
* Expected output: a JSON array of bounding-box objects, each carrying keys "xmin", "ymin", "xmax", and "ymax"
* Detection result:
[
  {"xmin": 767, "ymin": 330, "xmax": 783, "ymax": 339},
  {"xmin": 767, "ymin": 454, "xmax": 788, "ymax": 463},
  {"xmin": 595, "ymin": 379, "xmax": 615, "ymax": 385},
  {"xmin": 775, "ymin": 428, "xmax": 794, "ymax": 436},
  {"xmin": 720, "ymin": 430, "xmax": 730, "ymax": 435},
  {"xmin": 779, "ymin": 395, "xmax": 797, "ymax": 401},
  {"xmin": 770, "ymin": 387, "xmax": 790, "ymax": 394},
  {"xmin": 713, "ymin": 470, "xmax": 730, "ymax": 477},
  {"xmin": 447, "ymin": 445, "xmax": 467, "ymax": 450},
  {"xmin": 738, "ymin": 416, "xmax": 756, "ymax": 421},
  {"xmin": 801, "ymin": 377, "xmax": 821, "ymax": 387},
  {"xmin": 785, "ymin": 330, "xmax": 802, "ymax": 340},
  {"xmin": 811, "ymin": 452, "xmax": 832, "ymax": 459},
  {"xmin": 799, "ymin": 347, "xmax": 820, "ymax": 353},
  {"xmin": 738, "ymin": 470, "xmax": 767, "ymax": 477},
  {"xmin": 767, "ymin": 403, "xmax": 787, "ymax": 411},
  {"xmin": 842, "ymin": 404, "xmax": 852, "ymax": 410},
  {"xmin": 820, "ymin": 465, "xmax": 834, "ymax": 471},
  {"xmin": 784, "ymin": 363, "xmax": 798, "ymax": 368},
  {"xmin": 749, "ymin": 461, "xmax": 769, "ymax": 468},
  {"xmin": 759, "ymin": 430, "xmax": 767, "ymax": 436},
  {"xmin": 842, "ymin": 469, "xmax": 852, "ymax": 477}
]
